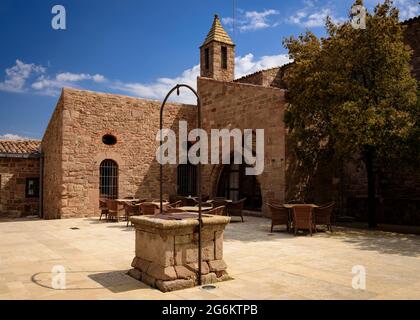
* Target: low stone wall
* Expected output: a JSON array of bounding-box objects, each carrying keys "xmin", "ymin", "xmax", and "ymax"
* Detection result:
[{"xmin": 129, "ymin": 214, "xmax": 231, "ymax": 292}]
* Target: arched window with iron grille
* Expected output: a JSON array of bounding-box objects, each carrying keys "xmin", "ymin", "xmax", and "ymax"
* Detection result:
[{"xmin": 99, "ymin": 159, "xmax": 118, "ymax": 199}]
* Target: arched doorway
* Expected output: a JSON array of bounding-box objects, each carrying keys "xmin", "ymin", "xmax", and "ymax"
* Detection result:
[
  {"xmin": 216, "ymin": 163, "xmax": 262, "ymax": 210},
  {"xmin": 99, "ymin": 159, "xmax": 118, "ymax": 199}
]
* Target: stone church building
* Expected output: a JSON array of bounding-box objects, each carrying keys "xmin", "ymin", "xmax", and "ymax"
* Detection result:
[{"xmin": 1, "ymin": 15, "xmax": 419, "ymax": 223}]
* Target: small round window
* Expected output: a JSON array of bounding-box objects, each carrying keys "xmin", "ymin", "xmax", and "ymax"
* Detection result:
[{"xmin": 102, "ymin": 134, "xmax": 117, "ymax": 146}]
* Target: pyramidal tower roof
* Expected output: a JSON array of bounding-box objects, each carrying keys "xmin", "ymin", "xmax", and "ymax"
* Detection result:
[{"xmin": 201, "ymin": 14, "xmax": 234, "ymax": 47}]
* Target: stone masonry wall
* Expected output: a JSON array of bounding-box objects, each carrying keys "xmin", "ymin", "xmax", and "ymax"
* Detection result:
[
  {"xmin": 51, "ymin": 88, "xmax": 196, "ymax": 219},
  {"xmin": 198, "ymin": 77, "xmax": 287, "ymax": 216},
  {"xmin": 234, "ymin": 70, "xmax": 264, "ymax": 86},
  {"xmin": 0, "ymin": 157, "xmax": 40, "ymax": 218},
  {"xmin": 200, "ymin": 41, "xmax": 235, "ymax": 82},
  {"xmin": 41, "ymin": 94, "xmax": 64, "ymax": 219},
  {"xmin": 341, "ymin": 161, "xmax": 420, "ymax": 225},
  {"xmin": 235, "ymin": 66, "xmax": 288, "ymax": 89}
]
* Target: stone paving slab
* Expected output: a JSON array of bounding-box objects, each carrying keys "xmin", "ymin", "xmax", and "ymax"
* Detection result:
[{"xmin": 0, "ymin": 216, "xmax": 419, "ymax": 299}]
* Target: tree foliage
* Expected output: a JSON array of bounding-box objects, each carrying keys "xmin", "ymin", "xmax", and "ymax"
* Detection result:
[
  {"xmin": 283, "ymin": 0, "xmax": 419, "ymax": 226},
  {"xmin": 284, "ymin": 0, "xmax": 418, "ymax": 166}
]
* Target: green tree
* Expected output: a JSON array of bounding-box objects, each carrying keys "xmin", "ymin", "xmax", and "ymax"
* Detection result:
[{"xmin": 283, "ymin": 0, "xmax": 419, "ymax": 227}]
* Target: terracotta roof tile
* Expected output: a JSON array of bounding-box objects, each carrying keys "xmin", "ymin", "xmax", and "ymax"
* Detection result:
[
  {"xmin": 202, "ymin": 14, "xmax": 234, "ymax": 46},
  {"xmin": 0, "ymin": 140, "xmax": 41, "ymax": 156}
]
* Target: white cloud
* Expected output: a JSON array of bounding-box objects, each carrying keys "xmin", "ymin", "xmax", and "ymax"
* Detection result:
[
  {"xmin": 112, "ymin": 65, "xmax": 200, "ymax": 103},
  {"xmin": 0, "ymin": 133, "xmax": 31, "ymax": 140},
  {"xmin": 306, "ymin": 8, "xmax": 333, "ymax": 27},
  {"xmin": 222, "ymin": 9, "xmax": 280, "ymax": 32},
  {"xmin": 222, "ymin": 17, "xmax": 234, "ymax": 25},
  {"xmin": 113, "ymin": 53, "xmax": 292, "ymax": 103},
  {"xmin": 394, "ymin": 0, "xmax": 420, "ymax": 20},
  {"xmin": 1, "ymin": 54, "xmax": 291, "ymax": 103},
  {"xmin": 0, "ymin": 59, "xmax": 106, "ymax": 96},
  {"xmin": 92, "ymin": 74, "xmax": 106, "ymax": 82},
  {"xmin": 242, "ymin": 9, "xmax": 280, "ymax": 31},
  {"xmin": 0, "ymin": 60, "xmax": 45, "ymax": 93},
  {"xmin": 31, "ymin": 76, "xmax": 64, "ymax": 96},
  {"xmin": 235, "ymin": 53, "xmax": 292, "ymax": 78},
  {"xmin": 287, "ymin": 1, "xmax": 346, "ymax": 28},
  {"xmin": 32, "ymin": 72, "xmax": 107, "ymax": 96},
  {"xmin": 56, "ymin": 72, "xmax": 106, "ymax": 83}
]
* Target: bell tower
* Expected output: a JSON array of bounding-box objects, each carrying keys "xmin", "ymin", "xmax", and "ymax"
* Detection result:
[{"xmin": 200, "ymin": 14, "xmax": 235, "ymax": 82}]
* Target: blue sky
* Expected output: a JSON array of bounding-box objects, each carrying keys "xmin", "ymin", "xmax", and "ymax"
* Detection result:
[{"xmin": 0, "ymin": 0, "xmax": 419, "ymax": 139}]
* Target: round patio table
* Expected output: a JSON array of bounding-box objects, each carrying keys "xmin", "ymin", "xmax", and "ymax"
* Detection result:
[
  {"xmin": 179, "ymin": 206, "xmax": 213, "ymax": 212},
  {"xmin": 115, "ymin": 199, "xmax": 140, "ymax": 203},
  {"xmin": 283, "ymin": 204, "xmax": 319, "ymax": 209},
  {"xmin": 152, "ymin": 201, "xmax": 169, "ymax": 206},
  {"xmin": 152, "ymin": 201, "xmax": 170, "ymax": 211},
  {"xmin": 206, "ymin": 199, "xmax": 233, "ymax": 203}
]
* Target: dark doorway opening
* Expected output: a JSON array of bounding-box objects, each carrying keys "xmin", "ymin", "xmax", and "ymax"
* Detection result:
[
  {"xmin": 216, "ymin": 162, "xmax": 262, "ymax": 211},
  {"xmin": 176, "ymin": 142, "xmax": 198, "ymax": 196},
  {"xmin": 177, "ymin": 164, "xmax": 197, "ymax": 196}
]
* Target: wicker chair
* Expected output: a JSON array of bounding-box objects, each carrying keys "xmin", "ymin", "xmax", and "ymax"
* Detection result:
[
  {"xmin": 99, "ymin": 198, "xmax": 109, "ymax": 221},
  {"xmin": 267, "ymin": 203, "xmax": 290, "ymax": 232},
  {"xmin": 287, "ymin": 199, "xmax": 305, "ymax": 204},
  {"xmin": 292, "ymin": 205, "xmax": 315, "ymax": 236},
  {"xmin": 197, "ymin": 202, "xmax": 214, "ymax": 209},
  {"xmin": 313, "ymin": 202, "xmax": 335, "ymax": 232},
  {"xmin": 184, "ymin": 197, "xmax": 198, "ymax": 206},
  {"xmin": 169, "ymin": 195, "xmax": 180, "ymax": 203},
  {"xmin": 169, "ymin": 200, "xmax": 183, "ymax": 208},
  {"xmin": 207, "ymin": 206, "xmax": 226, "ymax": 216},
  {"xmin": 201, "ymin": 195, "xmax": 210, "ymax": 202},
  {"xmin": 212, "ymin": 198, "xmax": 228, "ymax": 209},
  {"xmin": 169, "ymin": 196, "xmax": 188, "ymax": 207},
  {"xmin": 226, "ymin": 198, "xmax": 246, "ymax": 222},
  {"xmin": 193, "ymin": 198, "xmax": 213, "ymax": 206},
  {"xmin": 133, "ymin": 199, "xmax": 147, "ymax": 205},
  {"xmin": 106, "ymin": 200, "xmax": 125, "ymax": 221},
  {"xmin": 124, "ymin": 203, "xmax": 142, "ymax": 227},
  {"xmin": 140, "ymin": 202, "xmax": 159, "ymax": 215}
]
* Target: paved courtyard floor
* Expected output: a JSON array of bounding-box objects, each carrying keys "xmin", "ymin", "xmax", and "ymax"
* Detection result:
[{"xmin": 0, "ymin": 216, "xmax": 419, "ymax": 300}]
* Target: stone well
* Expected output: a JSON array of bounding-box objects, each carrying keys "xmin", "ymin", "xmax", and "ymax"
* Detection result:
[{"xmin": 128, "ymin": 213, "xmax": 231, "ymax": 292}]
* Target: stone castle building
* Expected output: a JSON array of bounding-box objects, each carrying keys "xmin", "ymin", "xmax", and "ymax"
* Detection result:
[{"xmin": 1, "ymin": 15, "xmax": 419, "ymax": 223}]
